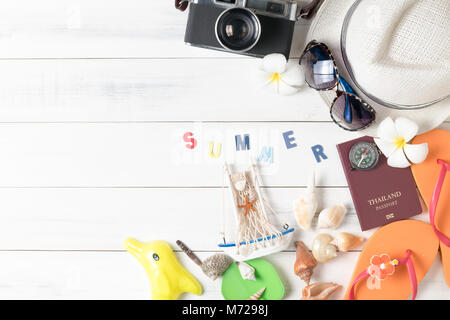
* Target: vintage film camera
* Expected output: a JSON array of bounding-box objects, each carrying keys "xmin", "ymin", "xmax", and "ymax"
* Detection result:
[{"xmin": 181, "ymin": 0, "xmax": 299, "ymax": 58}]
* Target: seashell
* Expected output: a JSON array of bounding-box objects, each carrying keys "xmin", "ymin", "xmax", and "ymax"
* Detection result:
[
  {"xmin": 177, "ymin": 240, "xmax": 233, "ymax": 280},
  {"xmin": 292, "ymin": 170, "xmax": 318, "ymax": 231},
  {"xmin": 234, "ymin": 179, "xmax": 247, "ymax": 191},
  {"xmin": 236, "ymin": 261, "xmax": 256, "ymax": 281},
  {"xmin": 317, "ymin": 205, "xmax": 347, "ymax": 229},
  {"xmin": 176, "ymin": 240, "xmax": 203, "ymax": 267},
  {"xmin": 248, "ymin": 287, "xmax": 265, "ymax": 300},
  {"xmin": 311, "ymin": 234, "xmax": 337, "ymax": 263},
  {"xmin": 231, "ymin": 173, "xmax": 248, "ymax": 191},
  {"xmin": 294, "ymin": 241, "xmax": 317, "ymax": 285},
  {"xmin": 301, "ymin": 282, "xmax": 341, "ymax": 300},
  {"xmin": 201, "ymin": 254, "xmax": 233, "ymax": 281},
  {"xmin": 330, "ymin": 233, "xmax": 365, "ymax": 252}
]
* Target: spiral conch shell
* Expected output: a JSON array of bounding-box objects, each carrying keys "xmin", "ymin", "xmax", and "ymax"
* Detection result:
[
  {"xmin": 294, "ymin": 241, "xmax": 317, "ymax": 285},
  {"xmin": 248, "ymin": 287, "xmax": 265, "ymax": 300},
  {"xmin": 317, "ymin": 205, "xmax": 347, "ymax": 229},
  {"xmin": 312, "ymin": 234, "xmax": 337, "ymax": 263},
  {"xmin": 237, "ymin": 261, "xmax": 256, "ymax": 281},
  {"xmin": 293, "ymin": 171, "xmax": 318, "ymax": 231},
  {"xmin": 301, "ymin": 282, "xmax": 341, "ymax": 300},
  {"xmin": 330, "ymin": 233, "xmax": 365, "ymax": 252}
]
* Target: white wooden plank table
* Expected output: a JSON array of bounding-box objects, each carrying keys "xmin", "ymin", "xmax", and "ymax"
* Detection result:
[{"xmin": 0, "ymin": 0, "xmax": 448, "ymax": 300}]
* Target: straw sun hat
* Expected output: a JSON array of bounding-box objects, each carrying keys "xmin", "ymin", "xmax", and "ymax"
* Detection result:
[{"xmin": 305, "ymin": 0, "xmax": 450, "ymax": 135}]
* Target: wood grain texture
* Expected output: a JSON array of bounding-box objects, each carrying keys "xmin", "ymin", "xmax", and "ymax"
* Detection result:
[
  {"xmin": 0, "ymin": 186, "xmax": 431, "ymax": 251},
  {"xmin": 0, "ymin": 251, "xmax": 445, "ymax": 300},
  {"xmin": 0, "ymin": 122, "xmax": 363, "ymax": 187},
  {"xmin": 0, "ymin": 59, "xmax": 328, "ymax": 122},
  {"xmin": 0, "ymin": 0, "xmax": 448, "ymax": 300},
  {"xmin": 0, "ymin": 58, "xmax": 446, "ymax": 123},
  {"xmin": 0, "ymin": 122, "xmax": 448, "ymax": 188},
  {"xmin": 0, "ymin": 0, "xmax": 310, "ymax": 59}
]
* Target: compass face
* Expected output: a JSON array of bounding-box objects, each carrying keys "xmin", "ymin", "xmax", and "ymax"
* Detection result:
[{"xmin": 349, "ymin": 142, "xmax": 379, "ymax": 171}]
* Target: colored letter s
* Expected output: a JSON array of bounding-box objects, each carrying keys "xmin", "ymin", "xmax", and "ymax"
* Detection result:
[{"xmin": 183, "ymin": 132, "xmax": 197, "ymax": 150}]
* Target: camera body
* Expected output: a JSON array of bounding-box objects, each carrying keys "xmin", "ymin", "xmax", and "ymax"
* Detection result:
[{"xmin": 184, "ymin": 0, "xmax": 297, "ymax": 58}]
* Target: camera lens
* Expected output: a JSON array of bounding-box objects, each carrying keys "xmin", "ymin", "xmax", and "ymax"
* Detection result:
[{"xmin": 215, "ymin": 8, "xmax": 261, "ymax": 52}]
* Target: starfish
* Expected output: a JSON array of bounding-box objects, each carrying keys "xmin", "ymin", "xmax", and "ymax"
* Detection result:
[{"xmin": 238, "ymin": 195, "xmax": 257, "ymax": 216}]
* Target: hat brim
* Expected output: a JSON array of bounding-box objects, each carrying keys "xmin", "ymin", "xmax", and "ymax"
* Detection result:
[{"xmin": 305, "ymin": 0, "xmax": 450, "ymax": 135}]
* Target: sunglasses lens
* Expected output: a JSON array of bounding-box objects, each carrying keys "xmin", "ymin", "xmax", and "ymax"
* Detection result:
[
  {"xmin": 331, "ymin": 94, "xmax": 375, "ymax": 130},
  {"xmin": 302, "ymin": 44, "xmax": 338, "ymax": 90}
]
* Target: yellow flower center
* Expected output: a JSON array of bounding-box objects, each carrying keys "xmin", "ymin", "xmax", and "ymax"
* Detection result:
[
  {"xmin": 380, "ymin": 259, "xmax": 398, "ymax": 270},
  {"xmin": 394, "ymin": 137, "xmax": 406, "ymax": 149},
  {"xmin": 269, "ymin": 73, "xmax": 282, "ymax": 83}
]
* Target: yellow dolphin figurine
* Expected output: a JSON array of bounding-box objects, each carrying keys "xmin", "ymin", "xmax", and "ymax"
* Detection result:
[{"xmin": 124, "ymin": 238, "xmax": 203, "ymax": 300}]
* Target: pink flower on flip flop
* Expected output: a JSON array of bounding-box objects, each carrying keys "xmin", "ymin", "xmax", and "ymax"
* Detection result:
[{"xmin": 368, "ymin": 254, "xmax": 399, "ymax": 281}]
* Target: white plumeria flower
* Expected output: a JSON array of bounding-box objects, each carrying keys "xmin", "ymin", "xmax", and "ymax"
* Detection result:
[
  {"xmin": 256, "ymin": 54, "xmax": 305, "ymax": 95},
  {"xmin": 374, "ymin": 117, "xmax": 429, "ymax": 168}
]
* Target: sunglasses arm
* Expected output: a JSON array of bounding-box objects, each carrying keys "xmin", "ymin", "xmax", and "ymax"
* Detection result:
[{"xmin": 338, "ymin": 77, "xmax": 356, "ymax": 95}]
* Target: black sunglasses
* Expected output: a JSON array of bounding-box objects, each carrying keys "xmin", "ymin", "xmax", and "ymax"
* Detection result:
[{"xmin": 300, "ymin": 41, "xmax": 376, "ymax": 131}]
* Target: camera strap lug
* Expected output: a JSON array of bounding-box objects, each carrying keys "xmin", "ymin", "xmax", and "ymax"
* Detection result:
[
  {"xmin": 175, "ymin": 0, "xmax": 190, "ymax": 12},
  {"xmin": 297, "ymin": 0, "xmax": 323, "ymax": 20}
]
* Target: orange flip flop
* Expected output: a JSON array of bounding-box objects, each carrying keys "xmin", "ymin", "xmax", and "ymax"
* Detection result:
[
  {"xmin": 411, "ymin": 129, "xmax": 450, "ymax": 286},
  {"xmin": 345, "ymin": 220, "xmax": 439, "ymax": 300}
]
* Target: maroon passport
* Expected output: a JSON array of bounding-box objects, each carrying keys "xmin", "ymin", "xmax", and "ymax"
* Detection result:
[{"xmin": 337, "ymin": 136, "xmax": 422, "ymax": 231}]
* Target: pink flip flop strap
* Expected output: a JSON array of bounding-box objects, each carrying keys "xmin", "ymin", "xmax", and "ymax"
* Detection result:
[
  {"xmin": 429, "ymin": 160, "xmax": 450, "ymax": 247},
  {"xmin": 348, "ymin": 250, "xmax": 418, "ymax": 300}
]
